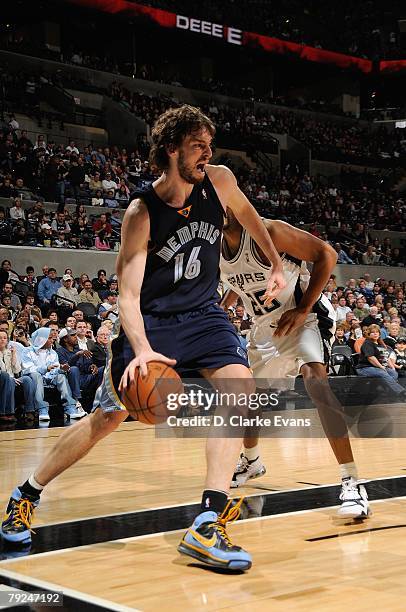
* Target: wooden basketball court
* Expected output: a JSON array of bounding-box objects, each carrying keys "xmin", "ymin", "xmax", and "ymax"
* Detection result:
[{"xmin": 1, "ymin": 410, "xmax": 406, "ymax": 610}]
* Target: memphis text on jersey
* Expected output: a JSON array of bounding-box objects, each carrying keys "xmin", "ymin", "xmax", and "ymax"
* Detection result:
[{"xmin": 156, "ymin": 221, "xmax": 220, "ymax": 262}]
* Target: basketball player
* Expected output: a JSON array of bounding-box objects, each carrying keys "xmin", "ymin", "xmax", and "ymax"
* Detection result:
[
  {"xmin": 1, "ymin": 105, "xmax": 286, "ymax": 572},
  {"xmin": 220, "ymin": 210, "xmax": 370, "ymax": 518}
]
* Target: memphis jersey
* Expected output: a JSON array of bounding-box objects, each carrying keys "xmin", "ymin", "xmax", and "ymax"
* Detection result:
[
  {"xmin": 135, "ymin": 173, "xmax": 224, "ymax": 315},
  {"xmin": 221, "ymin": 228, "xmax": 335, "ymax": 332}
]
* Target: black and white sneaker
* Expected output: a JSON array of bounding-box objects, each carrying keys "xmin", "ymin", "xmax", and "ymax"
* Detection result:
[
  {"xmin": 337, "ymin": 477, "xmax": 370, "ymax": 519},
  {"xmin": 230, "ymin": 453, "xmax": 266, "ymax": 488}
]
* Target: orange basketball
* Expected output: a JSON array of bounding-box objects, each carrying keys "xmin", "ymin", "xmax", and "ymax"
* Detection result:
[{"xmin": 121, "ymin": 361, "xmax": 183, "ymax": 424}]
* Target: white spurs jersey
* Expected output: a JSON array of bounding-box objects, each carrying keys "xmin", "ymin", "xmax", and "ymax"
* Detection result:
[{"xmin": 221, "ymin": 228, "xmax": 335, "ymax": 333}]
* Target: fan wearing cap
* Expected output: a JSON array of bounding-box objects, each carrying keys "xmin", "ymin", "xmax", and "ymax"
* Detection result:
[
  {"xmin": 56, "ymin": 275, "xmax": 79, "ymax": 308},
  {"xmin": 20, "ymin": 327, "xmax": 83, "ymax": 421},
  {"xmin": 56, "ymin": 328, "xmax": 101, "ymax": 413},
  {"xmin": 98, "ymin": 291, "xmax": 118, "ymax": 323}
]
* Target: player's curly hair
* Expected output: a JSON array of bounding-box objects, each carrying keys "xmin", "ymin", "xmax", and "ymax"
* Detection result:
[{"xmin": 149, "ymin": 105, "xmax": 215, "ymax": 171}]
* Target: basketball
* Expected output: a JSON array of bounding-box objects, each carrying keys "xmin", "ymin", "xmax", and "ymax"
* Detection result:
[{"xmin": 121, "ymin": 361, "xmax": 183, "ymax": 424}]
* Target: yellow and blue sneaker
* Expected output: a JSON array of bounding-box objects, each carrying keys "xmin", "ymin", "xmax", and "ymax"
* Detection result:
[
  {"xmin": 178, "ymin": 498, "xmax": 252, "ymax": 570},
  {"xmin": 0, "ymin": 488, "xmax": 39, "ymax": 544}
]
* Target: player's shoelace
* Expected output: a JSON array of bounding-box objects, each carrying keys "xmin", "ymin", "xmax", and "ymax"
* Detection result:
[
  {"xmin": 340, "ymin": 478, "xmax": 363, "ymax": 500},
  {"xmin": 209, "ymin": 497, "xmax": 244, "ymax": 548},
  {"xmin": 4, "ymin": 498, "xmax": 36, "ymax": 534},
  {"xmin": 235, "ymin": 454, "xmax": 249, "ymax": 474}
]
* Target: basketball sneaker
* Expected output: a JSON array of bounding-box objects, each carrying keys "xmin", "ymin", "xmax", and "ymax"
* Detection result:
[
  {"xmin": 337, "ymin": 477, "xmax": 370, "ymax": 519},
  {"xmin": 178, "ymin": 498, "xmax": 252, "ymax": 570},
  {"xmin": 230, "ymin": 453, "xmax": 266, "ymax": 488},
  {"xmin": 1, "ymin": 487, "xmax": 39, "ymax": 544}
]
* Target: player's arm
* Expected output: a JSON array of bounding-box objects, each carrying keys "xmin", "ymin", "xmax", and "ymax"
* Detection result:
[
  {"xmin": 117, "ymin": 198, "xmax": 176, "ymax": 385},
  {"xmin": 210, "ymin": 165, "xmax": 285, "ymax": 302},
  {"xmin": 220, "ymin": 288, "xmax": 238, "ymax": 311},
  {"xmin": 266, "ymin": 219, "xmax": 338, "ymax": 337}
]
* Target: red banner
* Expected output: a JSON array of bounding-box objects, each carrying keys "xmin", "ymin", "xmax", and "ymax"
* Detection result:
[
  {"xmin": 380, "ymin": 60, "xmax": 406, "ymax": 73},
  {"xmin": 67, "ymin": 0, "xmax": 377, "ymax": 73},
  {"xmin": 243, "ymin": 32, "xmax": 372, "ymax": 73}
]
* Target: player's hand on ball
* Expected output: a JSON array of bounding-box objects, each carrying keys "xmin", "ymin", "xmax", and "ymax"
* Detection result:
[
  {"xmin": 274, "ymin": 307, "xmax": 309, "ymax": 337},
  {"xmin": 262, "ymin": 267, "xmax": 286, "ymax": 304},
  {"xmin": 118, "ymin": 351, "xmax": 177, "ymax": 390}
]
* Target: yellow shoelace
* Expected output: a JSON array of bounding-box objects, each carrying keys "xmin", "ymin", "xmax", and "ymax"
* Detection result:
[
  {"xmin": 210, "ymin": 497, "xmax": 245, "ymax": 548},
  {"xmin": 9, "ymin": 499, "xmax": 36, "ymax": 533}
]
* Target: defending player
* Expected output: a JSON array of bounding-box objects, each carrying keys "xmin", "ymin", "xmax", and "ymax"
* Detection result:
[
  {"xmin": 221, "ymin": 210, "xmax": 370, "ymax": 518},
  {"xmin": 1, "ymin": 105, "xmax": 286, "ymax": 572}
]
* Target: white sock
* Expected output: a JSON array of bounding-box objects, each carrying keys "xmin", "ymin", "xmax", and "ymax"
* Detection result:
[
  {"xmin": 29, "ymin": 474, "xmax": 44, "ymax": 491},
  {"xmin": 340, "ymin": 462, "xmax": 358, "ymax": 481},
  {"xmin": 243, "ymin": 445, "xmax": 259, "ymax": 462}
]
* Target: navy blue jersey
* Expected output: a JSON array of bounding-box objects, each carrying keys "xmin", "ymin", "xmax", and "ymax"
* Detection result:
[{"xmin": 132, "ymin": 173, "xmax": 224, "ymax": 315}]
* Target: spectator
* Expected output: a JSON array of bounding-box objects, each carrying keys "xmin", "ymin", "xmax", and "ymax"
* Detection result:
[
  {"xmin": 78, "ymin": 279, "xmax": 101, "ymax": 308},
  {"xmin": 89, "ymin": 172, "xmax": 103, "ymax": 192},
  {"xmin": 104, "ymin": 190, "xmax": 118, "ymax": 208},
  {"xmin": 21, "ymin": 327, "xmax": 83, "ymax": 421},
  {"xmin": 93, "ymin": 214, "xmax": 112, "ymax": 238},
  {"xmin": 332, "ymin": 325, "xmax": 347, "ymax": 347},
  {"xmin": 347, "ymin": 322, "xmax": 363, "ymax": 351},
  {"xmin": 356, "ymin": 324, "xmax": 405, "ymax": 397},
  {"xmin": 0, "ymin": 330, "xmax": 35, "ymax": 418},
  {"xmin": 362, "ymin": 245, "xmax": 380, "ymax": 265},
  {"xmin": 56, "ymin": 274, "xmax": 79, "ymax": 307},
  {"xmin": 98, "ymin": 291, "xmax": 118, "ymax": 323},
  {"xmin": 362, "ymin": 306, "xmax": 382, "ymax": 327},
  {"xmin": 37, "ymin": 268, "xmax": 61, "ymax": 307},
  {"xmin": 51, "ymin": 212, "xmax": 71, "ymax": 236},
  {"xmin": 92, "ymin": 269, "xmax": 109, "ymax": 294},
  {"xmin": 384, "ymin": 322, "xmax": 401, "ymax": 349},
  {"xmin": 353, "ymin": 297, "xmax": 369, "ymax": 321},
  {"xmin": 102, "ymin": 172, "xmax": 117, "ymax": 193},
  {"xmin": 335, "ymin": 243, "xmax": 354, "ymax": 264},
  {"xmin": 75, "ymin": 320, "xmax": 96, "ymax": 351},
  {"xmin": 0, "ymin": 369, "xmax": 15, "ymax": 422},
  {"xmin": 9, "ymin": 198, "xmax": 25, "ymax": 221},
  {"xmin": 394, "ymin": 338, "xmax": 406, "ymax": 378},
  {"xmin": 336, "ymin": 297, "xmax": 352, "ymax": 322},
  {"xmin": 56, "ymin": 328, "xmax": 99, "ymax": 412},
  {"xmin": 95, "ymin": 230, "xmax": 111, "ymax": 251},
  {"xmin": 91, "ymin": 189, "xmax": 104, "ymax": 206},
  {"xmin": 91, "ymin": 326, "xmax": 109, "ymax": 368},
  {"xmin": 2, "ymin": 282, "xmax": 22, "ymax": 311}
]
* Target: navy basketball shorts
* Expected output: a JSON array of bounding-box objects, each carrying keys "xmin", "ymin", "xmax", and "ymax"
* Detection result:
[{"xmin": 94, "ymin": 304, "xmax": 249, "ymax": 413}]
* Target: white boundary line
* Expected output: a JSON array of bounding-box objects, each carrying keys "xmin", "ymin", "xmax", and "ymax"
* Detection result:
[
  {"xmin": 2, "ymin": 494, "xmax": 406, "ymax": 566},
  {"xmin": 0, "ymin": 568, "xmax": 139, "ymax": 611},
  {"xmin": 31, "ymin": 473, "xmax": 406, "ymax": 527}
]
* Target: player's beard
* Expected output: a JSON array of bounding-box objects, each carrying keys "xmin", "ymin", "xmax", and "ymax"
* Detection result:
[{"xmin": 177, "ymin": 150, "xmax": 205, "ymax": 184}]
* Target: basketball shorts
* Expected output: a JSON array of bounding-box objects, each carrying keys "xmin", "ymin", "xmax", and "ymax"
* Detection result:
[
  {"xmin": 248, "ymin": 310, "xmax": 335, "ymax": 390},
  {"xmin": 94, "ymin": 304, "xmax": 249, "ymax": 413}
]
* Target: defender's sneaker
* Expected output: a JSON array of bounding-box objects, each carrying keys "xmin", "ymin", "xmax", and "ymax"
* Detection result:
[
  {"xmin": 231, "ymin": 453, "xmax": 266, "ymax": 488},
  {"xmin": 337, "ymin": 477, "xmax": 370, "ymax": 519},
  {"xmin": 1, "ymin": 487, "xmax": 39, "ymax": 544},
  {"xmin": 65, "ymin": 404, "xmax": 86, "ymax": 419},
  {"xmin": 178, "ymin": 498, "xmax": 252, "ymax": 570}
]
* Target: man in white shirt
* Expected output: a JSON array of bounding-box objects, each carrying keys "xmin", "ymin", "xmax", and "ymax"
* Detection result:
[
  {"xmin": 336, "ymin": 297, "xmax": 352, "ymax": 322},
  {"xmin": 66, "ymin": 140, "xmax": 79, "ymax": 156},
  {"xmin": 101, "ymin": 172, "xmax": 118, "ymax": 194},
  {"xmin": 75, "ymin": 321, "xmax": 96, "ymax": 351},
  {"xmin": 56, "ymin": 275, "xmax": 79, "ymax": 307}
]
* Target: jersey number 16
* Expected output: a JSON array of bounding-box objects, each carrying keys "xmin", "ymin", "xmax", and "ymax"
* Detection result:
[{"xmin": 174, "ymin": 247, "xmax": 201, "ymax": 283}]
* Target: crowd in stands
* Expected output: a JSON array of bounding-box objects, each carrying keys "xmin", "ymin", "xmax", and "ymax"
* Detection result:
[
  {"xmin": 0, "ymin": 259, "xmax": 119, "ymax": 424},
  {"xmin": 0, "ymin": 114, "xmax": 405, "ymax": 257},
  {"xmin": 0, "ymin": 257, "xmax": 404, "ymax": 426},
  {"xmin": 110, "ymin": 82, "xmax": 406, "ymax": 166}
]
